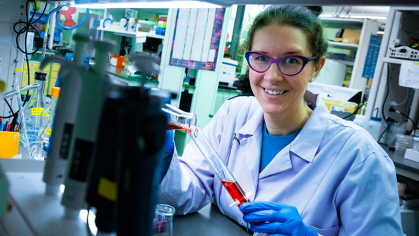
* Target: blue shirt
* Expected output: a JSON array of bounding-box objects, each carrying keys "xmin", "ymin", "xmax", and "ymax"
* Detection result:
[{"xmin": 260, "ymin": 122, "xmax": 301, "ymax": 172}]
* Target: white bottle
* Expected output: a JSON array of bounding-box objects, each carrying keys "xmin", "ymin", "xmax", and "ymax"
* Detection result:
[
  {"xmin": 120, "ymin": 17, "xmax": 127, "ymax": 31},
  {"xmin": 366, "ymin": 117, "xmax": 382, "ymax": 141},
  {"xmin": 353, "ymin": 114, "xmax": 367, "ymax": 129},
  {"xmin": 128, "ymin": 17, "xmax": 135, "ymax": 32}
]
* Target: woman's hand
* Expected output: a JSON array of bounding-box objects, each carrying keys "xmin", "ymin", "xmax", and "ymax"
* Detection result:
[{"xmin": 240, "ymin": 202, "xmax": 318, "ymax": 236}]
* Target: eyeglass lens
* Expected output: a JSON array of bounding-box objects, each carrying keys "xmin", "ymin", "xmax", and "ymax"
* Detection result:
[{"xmin": 249, "ymin": 53, "xmax": 304, "ymax": 74}]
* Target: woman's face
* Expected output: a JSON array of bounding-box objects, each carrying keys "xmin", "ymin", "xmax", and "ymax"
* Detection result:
[{"xmin": 249, "ymin": 24, "xmax": 322, "ymax": 117}]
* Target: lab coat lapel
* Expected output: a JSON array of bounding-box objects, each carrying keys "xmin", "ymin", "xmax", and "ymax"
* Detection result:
[
  {"xmin": 235, "ymin": 107, "xmax": 264, "ymax": 200},
  {"xmin": 259, "ymin": 145, "xmax": 293, "ymax": 179}
]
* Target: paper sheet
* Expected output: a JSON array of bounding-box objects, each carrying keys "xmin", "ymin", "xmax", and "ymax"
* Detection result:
[{"xmin": 399, "ymin": 61, "xmax": 419, "ymax": 89}]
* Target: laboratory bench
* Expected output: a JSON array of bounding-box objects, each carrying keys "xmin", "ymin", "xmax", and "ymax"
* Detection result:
[
  {"xmin": 0, "ymin": 158, "xmax": 249, "ymax": 236},
  {"xmin": 384, "ymin": 147, "xmax": 419, "ymax": 182}
]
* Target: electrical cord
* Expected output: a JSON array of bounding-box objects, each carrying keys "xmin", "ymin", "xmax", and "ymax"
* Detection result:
[
  {"xmin": 377, "ymin": 64, "xmax": 391, "ymax": 145},
  {"xmin": 342, "ymin": 102, "xmax": 362, "ymax": 120},
  {"xmin": 0, "ymin": 99, "xmax": 19, "ymax": 118},
  {"xmin": 389, "ymin": 107, "xmax": 417, "ymax": 138},
  {"xmin": 11, "ymin": 1, "xmax": 47, "ymax": 110}
]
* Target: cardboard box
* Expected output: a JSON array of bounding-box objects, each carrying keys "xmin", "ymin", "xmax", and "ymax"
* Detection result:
[
  {"xmin": 342, "ymin": 29, "xmax": 361, "ymax": 45},
  {"xmin": 342, "ymin": 38, "xmax": 359, "ymax": 44},
  {"xmin": 334, "ymin": 38, "xmax": 343, "ymax": 42}
]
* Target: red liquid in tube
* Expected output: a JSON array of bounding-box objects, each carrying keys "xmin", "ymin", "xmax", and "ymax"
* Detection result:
[
  {"xmin": 167, "ymin": 121, "xmax": 192, "ymax": 134},
  {"xmin": 221, "ymin": 179, "xmax": 249, "ymax": 207}
]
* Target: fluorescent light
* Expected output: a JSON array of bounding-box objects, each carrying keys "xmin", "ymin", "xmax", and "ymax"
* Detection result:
[
  {"xmin": 320, "ymin": 14, "xmax": 387, "ymax": 20},
  {"xmin": 377, "ymin": 31, "xmax": 385, "ymax": 34},
  {"xmin": 74, "ymin": 1, "xmax": 221, "ymax": 8}
]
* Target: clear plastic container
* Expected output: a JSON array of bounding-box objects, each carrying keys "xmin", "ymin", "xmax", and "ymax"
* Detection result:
[
  {"xmin": 38, "ymin": 87, "xmax": 60, "ymax": 143},
  {"xmin": 21, "ymin": 72, "xmax": 47, "ymax": 159},
  {"xmin": 398, "ymin": 182, "xmax": 406, "ymax": 199},
  {"xmin": 395, "ymin": 134, "xmax": 413, "ymax": 152},
  {"xmin": 413, "ymin": 137, "xmax": 419, "ymax": 152},
  {"xmin": 152, "ymin": 204, "xmax": 175, "ymax": 236}
]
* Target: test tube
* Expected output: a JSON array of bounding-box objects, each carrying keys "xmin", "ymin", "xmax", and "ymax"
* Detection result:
[
  {"xmin": 161, "ymin": 105, "xmax": 252, "ymax": 207},
  {"xmin": 189, "ymin": 127, "xmax": 251, "ymax": 207},
  {"xmin": 162, "ymin": 104, "xmax": 196, "ymax": 134}
]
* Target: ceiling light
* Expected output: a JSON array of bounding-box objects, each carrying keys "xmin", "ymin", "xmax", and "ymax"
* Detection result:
[{"xmin": 74, "ymin": 1, "xmax": 221, "ymax": 8}]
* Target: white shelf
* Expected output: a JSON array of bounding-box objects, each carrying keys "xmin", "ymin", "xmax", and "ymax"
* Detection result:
[
  {"xmin": 328, "ymin": 41, "xmax": 359, "ymax": 49},
  {"xmin": 320, "ymin": 17, "xmax": 364, "ymax": 30},
  {"xmin": 97, "ymin": 28, "xmax": 165, "ymax": 40},
  {"xmin": 383, "ymin": 57, "xmax": 419, "ymax": 64},
  {"xmin": 328, "ymin": 59, "xmax": 355, "ymax": 66}
]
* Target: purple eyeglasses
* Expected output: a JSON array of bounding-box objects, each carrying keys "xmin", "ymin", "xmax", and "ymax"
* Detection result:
[{"xmin": 245, "ymin": 51, "xmax": 317, "ymax": 75}]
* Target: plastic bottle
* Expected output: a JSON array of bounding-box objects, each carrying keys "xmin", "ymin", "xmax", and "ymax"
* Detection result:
[
  {"xmin": 366, "ymin": 108, "xmax": 383, "ymax": 142},
  {"xmin": 120, "ymin": 16, "xmax": 127, "ymax": 31},
  {"xmin": 39, "ymin": 87, "xmax": 60, "ymax": 143},
  {"xmin": 128, "ymin": 17, "xmax": 135, "ymax": 32},
  {"xmin": 22, "ymin": 72, "xmax": 47, "ymax": 159}
]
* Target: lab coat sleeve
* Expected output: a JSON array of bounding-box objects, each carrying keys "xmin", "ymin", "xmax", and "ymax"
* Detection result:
[
  {"xmin": 334, "ymin": 141, "xmax": 403, "ymax": 235},
  {"xmin": 159, "ymin": 101, "xmax": 233, "ymax": 215}
]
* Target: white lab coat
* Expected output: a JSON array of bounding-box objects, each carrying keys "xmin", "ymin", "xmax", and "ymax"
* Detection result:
[{"xmin": 159, "ymin": 96, "xmax": 403, "ymax": 236}]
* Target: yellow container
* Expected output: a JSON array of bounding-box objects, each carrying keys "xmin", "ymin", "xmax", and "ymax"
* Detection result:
[
  {"xmin": 322, "ymin": 97, "xmax": 357, "ymax": 113},
  {"xmin": 0, "ymin": 132, "xmax": 19, "ymax": 158}
]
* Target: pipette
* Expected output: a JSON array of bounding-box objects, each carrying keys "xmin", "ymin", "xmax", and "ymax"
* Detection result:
[{"xmin": 162, "ymin": 105, "xmax": 252, "ymax": 207}]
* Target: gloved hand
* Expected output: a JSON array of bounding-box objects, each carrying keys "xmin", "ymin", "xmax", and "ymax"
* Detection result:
[
  {"xmin": 164, "ymin": 130, "xmax": 174, "ymax": 157},
  {"xmin": 240, "ymin": 202, "xmax": 318, "ymax": 236}
]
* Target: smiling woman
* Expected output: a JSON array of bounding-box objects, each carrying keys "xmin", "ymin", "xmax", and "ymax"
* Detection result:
[{"xmin": 159, "ymin": 6, "xmax": 403, "ymax": 236}]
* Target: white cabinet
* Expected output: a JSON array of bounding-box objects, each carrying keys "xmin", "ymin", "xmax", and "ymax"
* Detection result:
[
  {"xmin": 320, "ymin": 17, "xmax": 379, "ymax": 92},
  {"xmin": 366, "ymin": 7, "xmax": 419, "ymax": 130}
]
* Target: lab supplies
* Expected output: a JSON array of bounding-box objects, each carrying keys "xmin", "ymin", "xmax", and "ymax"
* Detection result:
[
  {"xmin": 395, "ymin": 134, "xmax": 413, "ymax": 152},
  {"xmin": 128, "ymin": 17, "xmax": 135, "ymax": 32},
  {"xmin": 21, "ymin": 72, "xmax": 47, "ymax": 160},
  {"xmin": 120, "ymin": 17, "xmax": 127, "ymax": 31},
  {"xmin": 0, "ymin": 132, "xmax": 19, "ymax": 158},
  {"xmin": 366, "ymin": 117, "xmax": 382, "ymax": 142},
  {"xmin": 38, "ymin": 87, "xmax": 60, "ymax": 142},
  {"xmin": 152, "ymin": 204, "xmax": 175, "ymax": 236}
]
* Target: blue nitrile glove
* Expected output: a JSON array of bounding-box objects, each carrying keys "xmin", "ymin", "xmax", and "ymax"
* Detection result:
[{"xmin": 240, "ymin": 202, "xmax": 318, "ymax": 236}]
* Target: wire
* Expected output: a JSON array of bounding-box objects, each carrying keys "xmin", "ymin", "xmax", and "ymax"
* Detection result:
[
  {"xmin": 342, "ymin": 102, "xmax": 362, "ymax": 120},
  {"xmin": 389, "ymin": 107, "xmax": 417, "ymax": 138},
  {"xmin": 0, "ymin": 99, "xmax": 19, "ymax": 118},
  {"xmin": 13, "ymin": 1, "xmax": 47, "ymax": 55},
  {"xmin": 378, "ymin": 64, "xmax": 392, "ymax": 145},
  {"xmin": 10, "ymin": 1, "xmax": 48, "ymax": 111},
  {"xmin": 56, "ymin": 8, "xmax": 90, "ymax": 30}
]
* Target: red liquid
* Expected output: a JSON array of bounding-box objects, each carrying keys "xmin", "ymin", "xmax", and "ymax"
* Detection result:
[
  {"xmin": 221, "ymin": 179, "xmax": 249, "ymax": 207},
  {"xmin": 167, "ymin": 120, "xmax": 192, "ymax": 134}
]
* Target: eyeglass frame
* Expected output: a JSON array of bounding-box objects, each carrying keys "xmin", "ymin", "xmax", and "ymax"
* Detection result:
[{"xmin": 245, "ymin": 51, "xmax": 318, "ymax": 76}]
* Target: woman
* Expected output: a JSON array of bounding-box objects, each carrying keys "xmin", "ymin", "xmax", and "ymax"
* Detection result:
[{"xmin": 160, "ymin": 6, "xmax": 402, "ymax": 236}]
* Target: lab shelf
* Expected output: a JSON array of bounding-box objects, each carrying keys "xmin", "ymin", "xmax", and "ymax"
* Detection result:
[
  {"xmin": 97, "ymin": 28, "xmax": 165, "ymax": 39},
  {"xmin": 320, "ymin": 17, "xmax": 364, "ymax": 30},
  {"xmin": 328, "ymin": 41, "xmax": 359, "ymax": 49},
  {"xmin": 327, "ymin": 59, "xmax": 355, "ymax": 66},
  {"xmin": 382, "ymin": 57, "xmax": 419, "ymax": 64},
  {"xmin": 385, "ymin": 148, "xmax": 419, "ymax": 181}
]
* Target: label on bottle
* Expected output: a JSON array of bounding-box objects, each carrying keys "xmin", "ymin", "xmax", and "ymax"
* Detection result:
[
  {"xmin": 69, "ymin": 139, "xmax": 94, "ymax": 182},
  {"xmin": 32, "ymin": 108, "xmax": 44, "ymax": 115},
  {"xmin": 46, "ymin": 129, "xmax": 52, "ymax": 136},
  {"xmin": 59, "ymin": 123, "xmax": 73, "ymax": 160},
  {"xmin": 42, "ymin": 112, "xmax": 50, "ymax": 118}
]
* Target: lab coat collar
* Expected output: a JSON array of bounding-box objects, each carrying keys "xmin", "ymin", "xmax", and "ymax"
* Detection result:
[
  {"xmin": 290, "ymin": 96, "xmax": 328, "ymax": 163},
  {"xmin": 237, "ymin": 106, "xmax": 264, "ymax": 139}
]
